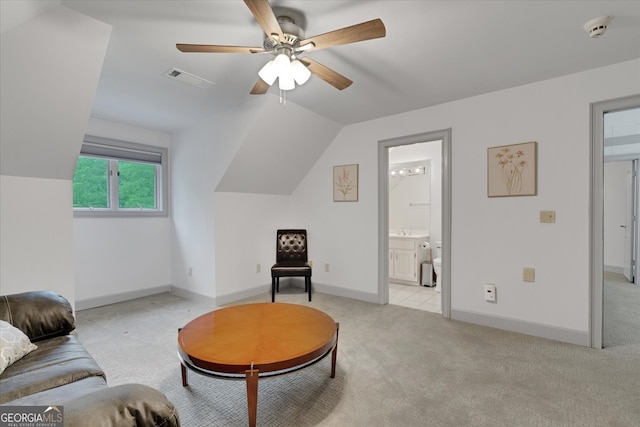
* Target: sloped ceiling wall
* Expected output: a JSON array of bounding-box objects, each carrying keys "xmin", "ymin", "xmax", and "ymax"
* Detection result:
[
  {"xmin": 215, "ymin": 97, "xmax": 342, "ymax": 195},
  {"xmin": 0, "ymin": 4, "xmax": 111, "ymax": 179}
]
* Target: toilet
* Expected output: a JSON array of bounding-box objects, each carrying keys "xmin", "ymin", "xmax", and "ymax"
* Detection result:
[{"xmin": 433, "ymin": 241, "xmax": 442, "ymax": 293}]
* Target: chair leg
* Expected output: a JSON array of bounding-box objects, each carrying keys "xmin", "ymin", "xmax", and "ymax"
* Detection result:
[
  {"xmin": 271, "ymin": 277, "xmax": 276, "ymax": 302},
  {"xmin": 276, "ymin": 277, "xmax": 280, "ymax": 292},
  {"xmin": 307, "ymin": 277, "xmax": 312, "ymax": 301}
]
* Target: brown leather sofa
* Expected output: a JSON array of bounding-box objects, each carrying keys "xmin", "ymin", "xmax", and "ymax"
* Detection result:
[{"xmin": 0, "ymin": 291, "xmax": 180, "ymax": 426}]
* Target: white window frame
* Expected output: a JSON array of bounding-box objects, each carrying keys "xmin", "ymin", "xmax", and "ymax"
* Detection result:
[{"xmin": 73, "ymin": 136, "xmax": 169, "ymax": 218}]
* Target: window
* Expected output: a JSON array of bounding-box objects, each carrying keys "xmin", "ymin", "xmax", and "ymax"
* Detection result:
[{"xmin": 73, "ymin": 136, "xmax": 168, "ymax": 217}]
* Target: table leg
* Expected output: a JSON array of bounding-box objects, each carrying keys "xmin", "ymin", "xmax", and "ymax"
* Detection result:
[
  {"xmin": 181, "ymin": 363, "xmax": 188, "ymax": 387},
  {"xmin": 245, "ymin": 368, "xmax": 259, "ymax": 427},
  {"xmin": 331, "ymin": 323, "xmax": 340, "ymax": 378}
]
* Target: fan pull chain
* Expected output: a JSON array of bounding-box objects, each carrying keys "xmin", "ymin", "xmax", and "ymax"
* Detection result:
[{"xmin": 280, "ymin": 89, "xmax": 286, "ymax": 108}]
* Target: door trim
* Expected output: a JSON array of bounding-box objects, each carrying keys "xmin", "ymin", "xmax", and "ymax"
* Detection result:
[
  {"xmin": 378, "ymin": 129, "xmax": 452, "ymax": 318},
  {"xmin": 590, "ymin": 94, "xmax": 640, "ymax": 349}
]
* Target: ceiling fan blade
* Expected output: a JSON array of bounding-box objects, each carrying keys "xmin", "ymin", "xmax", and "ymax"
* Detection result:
[
  {"xmin": 250, "ymin": 78, "xmax": 270, "ymax": 95},
  {"xmin": 299, "ymin": 19, "xmax": 386, "ymax": 51},
  {"xmin": 177, "ymin": 44, "xmax": 264, "ymax": 54},
  {"xmin": 243, "ymin": 0, "xmax": 284, "ymax": 41},
  {"xmin": 300, "ymin": 58, "xmax": 352, "ymax": 91}
]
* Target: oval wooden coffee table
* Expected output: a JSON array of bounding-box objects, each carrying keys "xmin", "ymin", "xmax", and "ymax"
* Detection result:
[{"xmin": 178, "ymin": 303, "xmax": 339, "ymax": 427}]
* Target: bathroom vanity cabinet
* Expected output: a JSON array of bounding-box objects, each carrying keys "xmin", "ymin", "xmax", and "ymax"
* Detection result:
[{"xmin": 389, "ymin": 235, "xmax": 429, "ymax": 285}]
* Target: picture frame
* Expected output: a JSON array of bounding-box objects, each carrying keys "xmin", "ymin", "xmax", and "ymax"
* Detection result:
[
  {"xmin": 333, "ymin": 164, "xmax": 359, "ymax": 202},
  {"xmin": 487, "ymin": 141, "xmax": 537, "ymax": 197}
]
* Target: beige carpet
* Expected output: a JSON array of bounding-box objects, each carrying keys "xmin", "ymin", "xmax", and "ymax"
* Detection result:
[
  {"xmin": 76, "ymin": 285, "xmax": 640, "ymax": 426},
  {"xmin": 604, "ymin": 271, "xmax": 640, "ymax": 348}
]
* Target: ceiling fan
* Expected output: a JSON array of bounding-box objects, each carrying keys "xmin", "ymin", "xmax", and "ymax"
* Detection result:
[{"xmin": 176, "ymin": 0, "xmax": 386, "ymax": 95}]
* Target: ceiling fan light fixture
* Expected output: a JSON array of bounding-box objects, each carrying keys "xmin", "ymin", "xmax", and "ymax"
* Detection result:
[
  {"xmin": 274, "ymin": 53, "xmax": 291, "ymax": 74},
  {"xmin": 258, "ymin": 60, "xmax": 278, "ymax": 85},
  {"xmin": 290, "ymin": 59, "xmax": 311, "ymax": 85},
  {"xmin": 278, "ymin": 67, "xmax": 295, "ymax": 91}
]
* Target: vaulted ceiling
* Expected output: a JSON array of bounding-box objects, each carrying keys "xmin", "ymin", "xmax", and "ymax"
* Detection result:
[
  {"xmin": 2, "ymin": 1, "xmax": 639, "ymax": 193},
  {"xmin": 14, "ymin": 0, "xmax": 639, "ymax": 134}
]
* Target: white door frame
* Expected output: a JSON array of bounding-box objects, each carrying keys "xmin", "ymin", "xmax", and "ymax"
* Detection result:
[
  {"xmin": 378, "ymin": 129, "xmax": 452, "ymax": 318},
  {"xmin": 590, "ymin": 94, "xmax": 640, "ymax": 349},
  {"xmin": 622, "ymin": 160, "xmax": 636, "ymax": 282}
]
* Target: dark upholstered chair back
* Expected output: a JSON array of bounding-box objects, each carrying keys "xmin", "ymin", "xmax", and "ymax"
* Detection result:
[{"xmin": 276, "ymin": 230, "xmax": 308, "ymax": 263}]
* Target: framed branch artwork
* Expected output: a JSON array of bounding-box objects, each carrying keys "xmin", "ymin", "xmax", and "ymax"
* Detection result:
[
  {"xmin": 487, "ymin": 141, "xmax": 537, "ymax": 197},
  {"xmin": 333, "ymin": 164, "xmax": 359, "ymax": 202}
]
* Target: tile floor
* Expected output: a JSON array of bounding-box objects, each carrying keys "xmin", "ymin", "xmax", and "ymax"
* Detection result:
[{"xmin": 389, "ymin": 282, "xmax": 441, "ymax": 313}]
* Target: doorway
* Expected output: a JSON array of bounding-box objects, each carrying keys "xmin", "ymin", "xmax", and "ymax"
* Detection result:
[
  {"xmin": 591, "ymin": 95, "xmax": 640, "ymax": 349},
  {"xmin": 387, "ymin": 141, "xmax": 441, "ymax": 312},
  {"xmin": 378, "ymin": 129, "xmax": 452, "ymax": 318}
]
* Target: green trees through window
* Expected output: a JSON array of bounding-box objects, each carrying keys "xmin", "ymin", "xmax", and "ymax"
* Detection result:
[
  {"xmin": 73, "ymin": 157, "xmax": 158, "ymax": 210},
  {"xmin": 118, "ymin": 161, "xmax": 156, "ymax": 209},
  {"xmin": 73, "ymin": 157, "xmax": 109, "ymax": 208}
]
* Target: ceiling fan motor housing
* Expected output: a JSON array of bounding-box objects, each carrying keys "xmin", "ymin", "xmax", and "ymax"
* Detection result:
[{"xmin": 263, "ymin": 12, "xmax": 305, "ymax": 54}]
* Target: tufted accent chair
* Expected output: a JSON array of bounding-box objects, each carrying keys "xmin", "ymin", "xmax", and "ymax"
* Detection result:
[{"xmin": 271, "ymin": 229, "xmax": 312, "ymax": 302}]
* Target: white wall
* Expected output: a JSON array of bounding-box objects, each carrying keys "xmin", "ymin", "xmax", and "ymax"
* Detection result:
[
  {"xmin": 1, "ymin": 176, "xmax": 75, "ymax": 304},
  {"xmin": 171, "ymin": 100, "xmax": 266, "ymax": 301},
  {"xmin": 290, "ymin": 59, "xmax": 640, "ymax": 335},
  {"xmin": 0, "ymin": 5, "xmax": 110, "ymax": 309},
  {"xmin": 213, "ymin": 192, "xmax": 292, "ymax": 303},
  {"xmin": 290, "ymin": 124, "xmax": 380, "ymax": 299},
  {"xmin": 604, "ymin": 161, "xmax": 630, "ymax": 271},
  {"xmin": 74, "ymin": 118, "xmax": 172, "ymax": 308},
  {"xmin": 0, "ymin": 5, "xmax": 111, "ymax": 179}
]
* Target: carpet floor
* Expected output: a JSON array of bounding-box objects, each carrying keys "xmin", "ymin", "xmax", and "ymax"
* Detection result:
[{"xmin": 76, "ymin": 280, "xmax": 639, "ymax": 426}]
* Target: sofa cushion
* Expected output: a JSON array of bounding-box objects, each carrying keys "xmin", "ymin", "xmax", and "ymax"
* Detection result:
[
  {"xmin": 0, "ymin": 335, "xmax": 105, "ymax": 404},
  {"xmin": 0, "ymin": 320, "xmax": 38, "ymax": 374},
  {"xmin": 0, "ymin": 291, "xmax": 75, "ymax": 342},
  {"xmin": 61, "ymin": 384, "xmax": 181, "ymax": 427},
  {"xmin": 2, "ymin": 376, "xmax": 107, "ymax": 406}
]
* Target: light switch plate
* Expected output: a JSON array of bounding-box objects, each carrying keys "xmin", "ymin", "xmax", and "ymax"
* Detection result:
[
  {"xmin": 540, "ymin": 210, "xmax": 556, "ymax": 223},
  {"xmin": 523, "ymin": 268, "xmax": 535, "ymax": 282}
]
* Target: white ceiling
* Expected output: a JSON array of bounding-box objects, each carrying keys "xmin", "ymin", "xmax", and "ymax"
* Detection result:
[{"xmin": 5, "ymin": 1, "xmax": 640, "ymax": 134}]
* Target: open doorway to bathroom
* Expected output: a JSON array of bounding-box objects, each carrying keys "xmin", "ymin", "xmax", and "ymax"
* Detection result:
[
  {"xmin": 378, "ymin": 129, "xmax": 452, "ymax": 318},
  {"xmin": 387, "ymin": 141, "xmax": 442, "ymax": 313}
]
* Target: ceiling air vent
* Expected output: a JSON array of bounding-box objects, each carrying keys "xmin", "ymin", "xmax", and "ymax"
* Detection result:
[{"xmin": 164, "ymin": 68, "xmax": 215, "ymax": 89}]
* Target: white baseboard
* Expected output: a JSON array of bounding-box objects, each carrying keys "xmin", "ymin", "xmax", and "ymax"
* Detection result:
[
  {"xmin": 209, "ymin": 279, "xmax": 380, "ymax": 306},
  {"xmin": 313, "ymin": 282, "xmax": 380, "ymax": 304},
  {"xmin": 451, "ymin": 308, "xmax": 589, "ymax": 347},
  {"xmin": 604, "ymin": 265, "xmax": 624, "ymax": 274},
  {"xmin": 214, "ymin": 285, "xmax": 269, "ymax": 306},
  {"xmin": 76, "ymin": 285, "xmax": 172, "ymax": 311},
  {"xmin": 170, "ymin": 286, "xmax": 217, "ymax": 307}
]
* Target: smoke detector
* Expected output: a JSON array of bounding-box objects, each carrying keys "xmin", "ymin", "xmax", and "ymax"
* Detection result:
[{"xmin": 583, "ymin": 16, "xmax": 612, "ymax": 38}]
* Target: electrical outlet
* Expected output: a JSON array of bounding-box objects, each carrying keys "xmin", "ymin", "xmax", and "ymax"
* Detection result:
[
  {"xmin": 256, "ymin": 264, "xmax": 261, "ymax": 273},
  {"xmin": 325, "ymin": 263, "xmax": 330, "ymax": 273},
  {"xmin": 540, "ymin": 210, "xmax": 556, "ymax": 223},
  {"xmin": 523, "ymin": 267, "xmax": 535, "ymax": 282},
  {"xmin": 188, "ymin": 267, "xmax": 192, "ymax": 277},
  {"xmin": 484, "ymin": 283, "xmax": 496, "ymax": 302}
]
